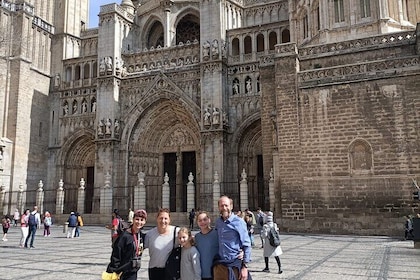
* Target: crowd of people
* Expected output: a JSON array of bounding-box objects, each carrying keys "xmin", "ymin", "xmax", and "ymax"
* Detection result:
[{"xmin": 104, "ymin": 195, "xmax": 284, "ymax": 280}]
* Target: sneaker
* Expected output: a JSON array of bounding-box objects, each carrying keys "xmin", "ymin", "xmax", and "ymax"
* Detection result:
[
  {"xmin": 30, "ymin": 246, "xmax": 35, "ymax": 249},
  {"xmin": 278, "ymin": 270, "xmax": 283, "ymax": 274},
  {"xmin": 262, "ymin": 268, "xmax": 270, "ymax": 273},
  {"xmin": 2, "ymin": 239, "xmax": 7, "ymax": 241}
]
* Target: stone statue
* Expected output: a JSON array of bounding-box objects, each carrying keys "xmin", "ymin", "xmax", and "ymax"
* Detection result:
[
  {"xmin": 98, "ymin": 119, "xmax": 104, "ymax": 136},
  {"xmin": 81, "ymin": 100, "xmax": 87, "ymax": 113},
  {"xmin": 105, "ymin": 56, "xmax": 113, "ymax": 73},
  {"xmin": 114, "ymin": 119, "xmax": 120, "ymax": 136},
  {"xmin": 202, "ymin": 41, "xmax": 210, "ymax": 59},
  {"xmin": 54, "ymin": 74, "xmax": 60, "ymax": 88},
  {"xmin": 63, "ymin": 103, "xmax": 69, "ymax": 116},
  {"xmin": 211, "ymin": 39, "xmax": 219, "ymax": 58},
  {"xmin": 246, "ymin": 78, "xmax": 252, "ymax": 94},
  {"xmin": 105, "ymin": 118, "xmax": 112, "ymax": 135},
  {"xmin": 203, "ymin": 107, "xmax": 211, "ymax": 126},
  {"xmin": 99, "ymin": 57, "xmax": 106, "ymax": 75},
  {"xmin": 212, "ymin": 107, "xmax": 220, "ymax": 125},
  {"xmin": 72, "ymin": 101, "xmax": 78, "ymax": 114},
  {"xmin": 91, "ymin": 100, "xmax": 96, "ymax": 113},
  {"xmin": 233, "ymin": 80, "xmax": 239, "ymax": 95}
]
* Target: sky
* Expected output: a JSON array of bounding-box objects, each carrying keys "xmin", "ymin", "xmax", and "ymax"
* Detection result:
[{"xmin": 89, "ymin": 0, "xmax": 114, "ymax": 28}]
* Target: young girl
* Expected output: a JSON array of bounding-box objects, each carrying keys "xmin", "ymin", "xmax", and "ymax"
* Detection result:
[
  {"xmin": 178, "ymin": 227, "xmax": 201, "ymax": 280},
  {"xmin": 43, "ymin": 211, "xmax": 52, "ymax": 237},
  {"xmin": 194, "ymin": 211, "xmax": 219, "ymax": 280},
  {"xmin": 2, "ymin": 215, "xmax": 11, "ymax": 241}
]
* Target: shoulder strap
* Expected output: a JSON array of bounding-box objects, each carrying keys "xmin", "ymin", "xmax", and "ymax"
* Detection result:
[{"xmin": 172, "ymin": 226, "xmax": 178, "ymax": 248}]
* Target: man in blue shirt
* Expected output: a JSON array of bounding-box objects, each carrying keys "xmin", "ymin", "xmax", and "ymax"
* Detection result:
[{"xmin": 214, "ymin": 195, "xmax": 252, "ymax": 280}]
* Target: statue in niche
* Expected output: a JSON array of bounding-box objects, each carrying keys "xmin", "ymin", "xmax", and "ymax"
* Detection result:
[
  {"xmin": 202, "ymin": 41, "xmax": 210, "ymax": 59},
  {"xmin": 105, "ymin": 118, "xmax": 112, "ymax": 135},
  {"xmin": 221, "ymin": 41, "xmax": 227, "ymax": 58},
  {"xmin": 54, "ymin": 74, "xmax": 60, "ymax": 88},
  {"xmin": 114, "ymin": 119, "xmax": 120, "ymax": 136},
  {"xmin": 212, "ymin": 107, "xmax": 220, "ymax": 125},
  {"xmin": 233, "ymin": 79, "xmax": 239, "ymax": 95},
  {"xmin": 203, "ymin": 107, "xmax": 211, "ymax": 126},
  {"xmin": 115, "ymin": 57, "xmax": 121, "ymax": 74},
  {"xmin": 81, "ymin": 100, "xmax": 87, "ymax": 113},
  {"xmin": 63, "ymin": 103, "xmax": 69, "ymax": 116},
  {"xmin": 97, "ymin": 119, "xmax": 105, "ymax": 136},
  {"xmin": 91, "ymin": 100, "xmax": 96, "ymax": 113},
  {"xmin": 246, "ymin": 78, "xmax": 252, "ymax": 94},
  {"xmin": 72, "ymin": 101, "xmax": 78, "ymax": 114},
  {"xmin": 105, "ymin": 56, "xmax": 113, "ymax": 73},
  {"xmin": 211, "ymin": 39, "xmax": 219, "ymax": 58},
  {"xmin": 99, "ymin": 58, "xmax": 106, "ymax": 75}
]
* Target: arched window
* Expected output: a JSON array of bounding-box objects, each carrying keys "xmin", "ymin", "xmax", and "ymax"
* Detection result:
[
  {"xmin": 147, "ymin": 21, "xmax": 164, "ymax": 49},
  {"xmin": 75, "ymin": 65, "xmax": 81, "ymax": 80},
  {"xmin": 232, "ymin": 38, "xmax": 240, "ymax": 56},
  {"xmin": 176, "ymin": 14, "xmax": 200, "ymax": 45},
  {"xmin": 83, "ymin": 63, "xmax": 90, "ymax": 79},
  {"xmin": 244, "ymin": 36, "xmax": 252, "ymax": 54},
  {"xmin": 269, "ymin": 31, "xmax": 277, "ymax": 50},
  {"xmin": 256, "ymin": 34, "xmax": 264, "ymax": 52},
  {"xmin": 281, "ymin": 29, "xmax": 290, "ymax": 43},
  {"xmin": 92, "ymin": 62, "xmax": 97, "ymax": 77},
  {"xmin": 65, "ymin": 66, "xmax": 72, "ymax": 82}
]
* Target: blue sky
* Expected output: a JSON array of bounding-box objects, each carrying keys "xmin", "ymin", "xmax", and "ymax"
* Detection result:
[{"xmin": 89, "ymin": 0, "xmax": 114, "ymax": 28}]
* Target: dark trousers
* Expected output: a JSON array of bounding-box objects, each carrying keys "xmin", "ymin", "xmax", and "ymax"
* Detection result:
[
  {"xmin": 25, "ymin": 225, "xmax": 37, "ymax": 247},
  {"xmin": 148, "ymin": 267, "xmax": 165, "ymax": 280}
]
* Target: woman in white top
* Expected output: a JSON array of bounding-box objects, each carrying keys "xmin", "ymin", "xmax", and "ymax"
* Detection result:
[{"xmin": 144, "ymin": 208, "xmax": 179, "ymax": 280}]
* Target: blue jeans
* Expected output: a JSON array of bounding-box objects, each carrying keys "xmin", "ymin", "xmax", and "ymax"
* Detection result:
[{"xmin": 25, "ymin": 225, "xmax": 37, "ymax": 247}]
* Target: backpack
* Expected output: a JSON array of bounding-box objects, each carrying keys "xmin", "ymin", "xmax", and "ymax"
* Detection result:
[
  {"xmin": 165, "ymin": 227, "xmax": 181, "ymax": 280},
  {"xmin": 268, "ymin": 226, "xmax": 281, "ymax": 247},
  {"xmin": 28, "ymin": 213, "xmax": 37, "ymax": 226},
  {"xmin": 117, "ymin": 218, "xmax": 129, "ymax": 235}
]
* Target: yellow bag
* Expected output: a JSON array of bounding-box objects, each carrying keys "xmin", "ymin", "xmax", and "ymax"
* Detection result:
[{"xmin": 101, "ymin": 271, "xmax": 122, "ymax": 280}]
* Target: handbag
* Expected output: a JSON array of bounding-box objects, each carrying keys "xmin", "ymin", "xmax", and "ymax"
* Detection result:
[
  {"xmin": 164, "ymin": 227, "xmax": 181, "ymax": 280},
  {"xmin": 101, "ymin": 271, "xmax": 122, "ymax": 280}
]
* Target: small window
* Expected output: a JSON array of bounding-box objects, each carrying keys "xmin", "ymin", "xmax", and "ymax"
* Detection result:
[
  {"xmin": 360, "ymin": 0, "xmax": 371, "ymax": 18},
  {"xmin": 334, "ymin": 0, "xmax": 345, "ymax": 23}
]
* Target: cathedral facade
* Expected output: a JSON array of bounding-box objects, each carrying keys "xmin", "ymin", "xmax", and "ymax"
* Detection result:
[{"xmin": 0, "ymin": 0, "xmax": 419, "ymax": 235}]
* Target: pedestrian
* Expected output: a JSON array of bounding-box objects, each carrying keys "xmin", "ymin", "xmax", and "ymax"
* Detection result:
[
  {"xmin": 67, "ymin": 212, "xmax": 77, "ymax": 238},
  {"xmin": 43, "ymin": 211, "xmax": 52, "ymax": 237},
  {"xmin": 144, "ymin": 208, "xmax": 180, "ymax": 280},
  {"xmin": 261, "ymin": 211, "xmax": 283, "ymax": 274},
  {"xmin": 13, "ymin": 208, "xmax": 20, "ymax": 227},
  {"xmin": 178, "ymin": 227, "xmax": 201, "ymax": 280},
  {"xmin": 188, "ymin": 208, "xmax": 195, "ymax": 230},
  {"xmin": 244, "ymin": 213, "xmax": 255, "ymax": 247},
  {"xmin": 105, "ymin": 209, "xmax": 147, "ymax": 280},
  {"xmin": 256, "ymin": 207, "xmax": 266, "ymax": 248},
  {"xmin": 195, "ymin": 211, "xmax": 219, "ymax": 280},
  {"xmin": 106, "ymin": 209, "xmax": 121, "ymax": 245},
  {"xmin": 19, "ymin": 209, "xmax": 30, "ymax": 247},
  {"xmin": 128, "ymin": 208, "xmax": 134, "ymax": 225},
  {"xmin": 74, "ymin": 212, "xmax": 84, "ymax": 237},
  {"xmin": 25, "ymin": 205, "xmax": 41, "ymax": 249},
  {"xmin": 2, "ymin": 215, "xmax": 11, "ymax": 241},
  {"xmin": 404, "ymin": 215, "xmax": 414, "ymax": 240},
  {"xmin": 214, "ymin": 195, "xmax": 252, "ymax": 280}
]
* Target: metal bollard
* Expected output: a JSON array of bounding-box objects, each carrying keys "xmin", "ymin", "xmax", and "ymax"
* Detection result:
[{"xmin": 63, "ymin": 222, "xmax": 69, "ymax": 233}]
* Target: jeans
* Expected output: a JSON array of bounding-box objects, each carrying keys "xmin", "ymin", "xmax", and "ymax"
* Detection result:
[{"xmin": 25, "ymin": 225, "xmax": 37, "ymax": 247}]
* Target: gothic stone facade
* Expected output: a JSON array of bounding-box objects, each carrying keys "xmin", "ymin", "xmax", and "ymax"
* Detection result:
[{"xmin": 1, "ymin": 0, "xmax": 420, "ymax": 236}]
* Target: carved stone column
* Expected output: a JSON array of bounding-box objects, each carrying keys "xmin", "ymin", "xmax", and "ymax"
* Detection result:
[
  {"xmin": 162, "ymin": 173, "xmax": 170, "ymax": 209},
  {"xmin": 77, "ymin": 178, "xmax": 85, "ymax": 214},
  {"xmin": 56, "ymin": 180, "xmax": 65, "ymax": 214},
  {"xmin": 239, "ymin": 169, "xmax": 248, "ymax": 210},
  {"xmin": 100, "ymin": 172, "xmax": 113, "ymax": 214},
  {"xmin": 134, "ymin": 172, "xmax": 146, "ymax": 210},
  {"xmin": 186, "ymin": 172, "xmax": 195, "ymax": 212},
  {"xmin": 17, "ymin": 184, "xmax": 24, "ymax": 214},
  {"xmin": 36, "ymin": 180, "xmax": 44, "ymax": 215},
  {"xmin": 212, "ymin": 171, "xmax": 220, "ymax": 212}
]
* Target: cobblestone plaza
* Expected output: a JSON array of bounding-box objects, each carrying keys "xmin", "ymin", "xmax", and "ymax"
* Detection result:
[{"xmin": 0, "ymin": 225, "xmax": 419, "ymax": 280}]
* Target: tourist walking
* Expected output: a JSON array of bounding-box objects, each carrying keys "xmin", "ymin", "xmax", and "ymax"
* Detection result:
[
  {"xmin": 404, "ymin": 215, "xmax": 414, "ymax": 240},
  {"xmin": 178, "ymin": 227, "xmax": 201, "ymax": 280},
  {"xmin": 256, "ymin": 207, "xmax": 266, "ymax": 248},
  {"xmin": 144, "ymin": 208, "xmax": 180, "ymax": 280},
  {"xmin": 25, "ymin": 205, "xmax": 41, "ymax": 248},
  {"xmin": 105, "ymin": 209, "xmax": 147, "ymax": 280},
  {"xmin": 13, "ymin": 209, "xmax": 20, "ymax": 227},
  {"xmin": 75, "ymin": 212, "xmax": 84, "ymax": 237},
  {"xmin": 2, "ymin": 215, "xmax": 11, "ymax": 241},
  {"xmin": 261, "ymin": 211, "xmax": 283, "ymax": 274},
  {"xmin": 214, "ymin": 195, "xmax": 252, "ymax": 280},
  {"xmin": 43, "ymin": 211, "xmax": 52, "ymax": 237},
  {"xmin": 188, "ymin": 208, "xmax": 195, "ymax": 230},
  {"xmin": 67, "ymin": 212, "xmax": 77, "ymax": 238},
  {"xmin": 19, "ymin": 209, "xmax": 30, "ymax": 247}
]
